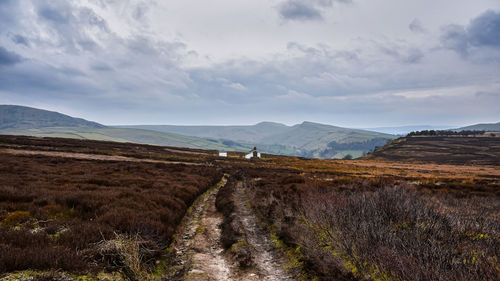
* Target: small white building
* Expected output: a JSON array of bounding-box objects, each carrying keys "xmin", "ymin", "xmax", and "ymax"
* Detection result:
[
  {"xmin": 219, "ymin": 151, "xmax": 228, "ymax": 157},
  {"xmin": 245, "ymin": 147, "xmax": 261, "ymax": 159}
]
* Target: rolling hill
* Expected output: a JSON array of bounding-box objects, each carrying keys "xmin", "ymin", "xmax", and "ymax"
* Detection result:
[
  {"xmin": 455, "ymin": 122, "xmax": 500, "ymax": 132},
  {"xmin": 1, "ymin": 105, "xmax": 396, "ymax": 158},
  {"xmin": 0, "ymin": 105, "xmax": 251, "ymax": 151},
  {"xmin": 0, "ymin": 105, "xmax": 104, "ymax": 129},
  {"xmin": 363, "ymin": 125, "xmax": 453, "ymax": 135},
  {"xmin": 121, "ymin": 122, "xmax": 290, "ymax": 143},
  {"xmin": 119, "ymin": 121, "xmax": 396, "ymax": 158}
]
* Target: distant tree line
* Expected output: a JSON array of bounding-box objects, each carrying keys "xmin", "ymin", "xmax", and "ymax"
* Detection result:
[{"xmin": 407, "ymin": 130, "xmax": 485, "ymax": 137}]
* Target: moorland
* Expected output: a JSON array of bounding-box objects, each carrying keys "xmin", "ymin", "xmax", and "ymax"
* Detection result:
[{"xmin": 0, "ymin": 134, "xmax": 499, "ymax": 281}]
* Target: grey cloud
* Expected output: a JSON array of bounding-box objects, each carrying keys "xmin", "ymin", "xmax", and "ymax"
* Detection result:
[
  {"xmin": 11, "ymin": 34, "xmax": 29, "ymax": 46},
  {"xmin": 378, "ymin": 43, "xmax": 424, "ymax": 64},
  {"xmin": 441, "ymin": 24, "xmax": 468, "ymax": 55},
  {"xmin": 188, "ymin": 41, "xmax": 439, "ymax": 106},
  {"xmin": 91, "ymin": 63, "xmax": 114, "ymax": 72},
  {"xmin": 279, "ymin": 1, "xmax": 322, "ymax": 21},
  {"xmin": 0, "ymin": 46, "xmax": 22, "ymax": 66},
  {"xmin": 475, "ymin": 91, "xmax": 500, "ymax": 99},
  {"xmin": 0, "ymin": 0, "xmax": 20, "ymax": 29},
  {"xmin": 277, "ymin": 0, "xmax": 350, "ymax": 21},
  {"xmin": 468, "ymin": 10, "xmax": 500, "ymax": 47},
  {"xmin": 409, "ymin": 18, "xmax": 426, "ymax": 33},
  {"xmin": 33, "ymin": 1, "xmax": 109, "ymax": 53},
  {"xmin": 79, "ymin": 7, "xmax": 108, "ymax": 30},
  {"xmin": 0, "ymin": 0, "xmax": 498, "ymax": 126},
  {"xmin": 405, "ymin": 48, "xmax": 424, "ymax": 64},
  {"xmin": 441, "ymin": 10, "xmax": 500, "ymax": 57},
  {"xmin": 133, "ymin": 4, "xmax": 149, "ymax": 21},
  {"xmin": 38, "ymin": 4, "xmax": 71, "ymax": 23}
]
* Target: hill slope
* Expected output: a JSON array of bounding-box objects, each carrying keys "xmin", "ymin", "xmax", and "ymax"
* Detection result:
[
  {"xmin": 117, "ymin": 122, "xmax": 290, "ymax": 143},
  {"xmin": 364, "ymin": 134, "xmax": 500, "ymax": 165},
  {"xmin": 455, "ymin": 122, "xmax": 500, "ymax": 131},
  {"xmin": 0, "ymin": 105, "xmax": 252, "ymax": 151},
  {"xmin": 120, "ymin": 121, "xmax": 396, "ymax": 158},
  {"xmin": 1, "ymin": 105, "xmax": 395, "ymax": 158},
  {"xmin": 364, "ymin": 125, "xmax": 452, "ymax": 135},
  {"xmin": 0, "ymin": 105, "xmax": 104, "ymax": 129},
  {"xmin": 260, "ymin": 121, "xmax": 393, "ymax": 147}
]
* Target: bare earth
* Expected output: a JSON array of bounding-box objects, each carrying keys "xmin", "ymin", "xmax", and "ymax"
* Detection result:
[
  {"xmin": 167, "ymin": 177, "xmax": 295, "ymax": 281},
  {"xmin": 232, "ymin": 181, "xmax": 295, "ymax": 281}
]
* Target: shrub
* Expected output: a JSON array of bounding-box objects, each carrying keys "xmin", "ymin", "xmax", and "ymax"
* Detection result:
[
  {"xmin": 246, "ymin": 170, "xmax": 500, "ymax": 281},
  {"xmin": 0, "ymin": 146, "xmax": 222, "ymax": 275}
]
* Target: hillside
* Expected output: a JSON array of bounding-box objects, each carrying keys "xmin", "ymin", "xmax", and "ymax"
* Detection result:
[
  {"xmin": 0, "ymin": 105, "xmax": 252, "ymax": 152},
  {"xmin": 120, "ymin": 121, "xmax": 396, "ymax": 158},
  {"xmin": 0, "ymin": 105, "xmax": 104, "ymax": 129},
  {"xmin": 455, "ymin": 122, "xmax": 500, "ymax": 131},
  {"xmin": 0, "ymin": 126, "xmax": 254, "ymax": 152},
  {"xmin": 121, "ymin": 122, "xmax": 290, "ymax": 143},
  {"xmin": 0, "ymin": 105, "xmax": 396, "ymax": 158},
  {"xmin": 364, "ymin": 134, "xmax": 500, "ymax": 165},
  {"xmin": 260, "ymin": 121, "xmax": 394, "ymax": 154},
  {"xmin": 364, "ymin": 125, "xmax": 452, "ymax": 135}
]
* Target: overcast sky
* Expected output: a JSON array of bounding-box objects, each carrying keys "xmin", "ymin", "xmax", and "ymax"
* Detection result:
[{"xmin": 0, "ymin": 0, "xmax": 499, "ymax": 127}]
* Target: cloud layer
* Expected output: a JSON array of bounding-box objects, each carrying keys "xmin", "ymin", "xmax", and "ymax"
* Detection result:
[
  {"xmin": 441, "ymin": 10, "xmax": 500, "ymax": 58},
  {"xmin": 0, "ymin": 0, "xmax": 499, "ymax": 126}
]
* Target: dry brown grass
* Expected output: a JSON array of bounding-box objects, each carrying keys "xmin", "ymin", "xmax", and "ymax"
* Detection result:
[
  {"xmin": 1, "ymin": 134, "xmax": 499, "ymax": 280},
  {"xmin": 242, "ymin": 168, "xmax": 500, "ymax": 281},
  {"xmin": 0, "ymin": 149, "xmax": 221, "ymax": 275}
]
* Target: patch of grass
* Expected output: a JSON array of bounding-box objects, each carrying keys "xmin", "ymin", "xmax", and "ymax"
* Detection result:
[{"xmin": 1, "ymin": 211, "xmax": 31, "ymax": 226}]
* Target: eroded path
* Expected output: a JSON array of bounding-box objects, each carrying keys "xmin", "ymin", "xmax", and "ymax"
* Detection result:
[
  {"xmin": 166, "ymin": 176, "xmax": 231, "ymax": 281},
  {"xmin": 166, "ymin": 176, "xmax": 296, "ymax": 281},
  {"xmin": 232, "ymin": 181, "xmax": 295, "ymax": 281}
]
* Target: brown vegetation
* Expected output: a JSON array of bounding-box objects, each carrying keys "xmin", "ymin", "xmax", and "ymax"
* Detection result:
[
  {"xmin": 364, "ymin": 135, "xmax": 500, "ymax": 165},
  {"xmin": 244, "ymin": 170, "xmax": 500, "ymax": 280},
  {"xmin": 0, "ymin": 150, "xmax": 221, "ymax": 277},
  {"xmin": 1, "ymin": 134, "xmax": 499, "ymax": 280}
]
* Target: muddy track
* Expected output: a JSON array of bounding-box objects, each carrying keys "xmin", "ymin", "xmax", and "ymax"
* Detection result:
[
  {"xmin": 165, "ymin": 176, "xmax": 231, "ymax": 281},
  {"xmin": 165, "ymin": 176, "xmax": 296, "ymax": 281},
  {"xmin": 232, "ymin": 181, "xmax": 296, "ymax": 281}
]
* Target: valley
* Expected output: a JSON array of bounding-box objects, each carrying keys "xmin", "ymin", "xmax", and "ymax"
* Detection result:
[{"xmin": 0, "ymin": 105, "xmax": 396, "ymax": 159}]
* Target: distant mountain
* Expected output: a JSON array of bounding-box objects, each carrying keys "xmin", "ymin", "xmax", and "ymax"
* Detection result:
[
  {"xmin": 0, "ymin": 105, "xmax": 252, "ymax": 151},
  {"xmin": 455, "ymin": 122, "xmax": 500, "ymax": 132},
  {"xmin": 119, "ymin": 122, "xmax": 289, "ymax": 143},
  {"xmin": 119, "ymin": 121, "xmax": 396, "ymax": 158},
  {"xmin": 1, "ymin": 105, "xmax": 397, "ymax": 159},
  {"xmin": 364, "ymin": 125, "xmax": 453, "ymax": 135},
  {"xmin": 0, "ymin": 105, "xmax": 104, "ymax": 129}
]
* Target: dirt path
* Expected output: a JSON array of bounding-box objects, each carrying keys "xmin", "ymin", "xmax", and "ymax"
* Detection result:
[
  {"xmin": 0, "ymin": 148, "xmax": 202, "ymax": 166},
  {"xmin": 166, "ymin": 176, "xmax": 296, "ymax": 281},
  {"xmin": 232, "ymin": 181, "xmax": 296, "ymax": 281},
  {"xmin": 166, "ymin": 176, "xmax": 231, "ymax": 281}
]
